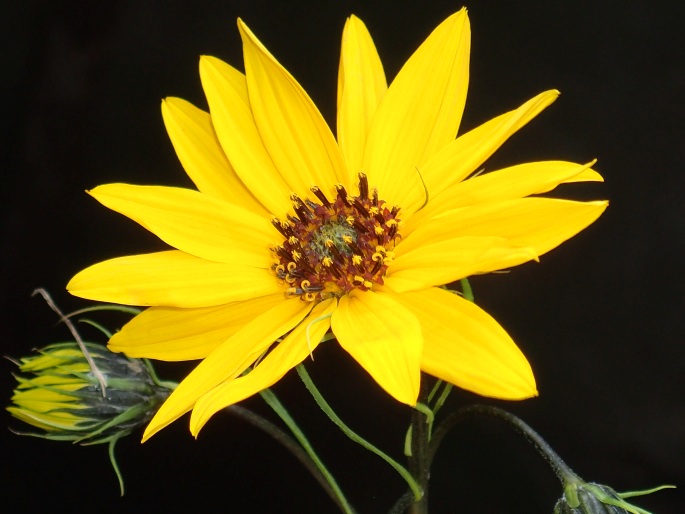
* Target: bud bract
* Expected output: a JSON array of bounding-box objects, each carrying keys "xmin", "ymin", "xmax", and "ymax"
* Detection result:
[
  {"xmin": 8, "ymin": 341, "xmax": 172, "ymax": 444},
  {"xmin": 554, "ymin": 480, "xmax": 674, "ymax": 514}
]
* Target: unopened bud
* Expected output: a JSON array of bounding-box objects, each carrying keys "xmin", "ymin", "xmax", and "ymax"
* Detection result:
[{"xmin": 554, "ymin": 480, "xmax": 674, "ymax": 514}]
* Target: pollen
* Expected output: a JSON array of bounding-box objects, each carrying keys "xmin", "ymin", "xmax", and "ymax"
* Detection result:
[{"xmin": 271, "ymin": 173, "xmax": 401, "ymax": 301}]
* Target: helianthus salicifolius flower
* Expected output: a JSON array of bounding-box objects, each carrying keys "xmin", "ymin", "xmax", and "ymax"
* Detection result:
[{"xmin": 67, "ymin": 9, "xmax": 607, "ymax": 440}]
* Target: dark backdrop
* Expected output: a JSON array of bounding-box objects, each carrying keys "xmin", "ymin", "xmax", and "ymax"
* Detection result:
[{"xmin": 2, "ymin": 1, "xmax": 683, "ymax": 512}]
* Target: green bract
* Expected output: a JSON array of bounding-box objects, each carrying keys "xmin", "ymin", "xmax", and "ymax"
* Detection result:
[
  {"xmin": 8, "ymin": 341, "xmax": 174, "ymax": 494},
  {"xmin": 554, "ymin": 481, "xmax": 675, "ymax": 514}
]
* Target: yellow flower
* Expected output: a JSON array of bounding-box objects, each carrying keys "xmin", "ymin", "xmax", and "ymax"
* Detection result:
[{"xmin": 67, "ymin": 9, "xmax": 607, "ymax": 440}]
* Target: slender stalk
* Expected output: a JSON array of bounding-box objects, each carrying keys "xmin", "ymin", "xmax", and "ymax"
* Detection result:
[
  {"xmin": 258, "ymin": 388, "xmax": 356, "ymax": 514},
  {"xmin": 459, "ymin": 278, "xmax": 474, "ymax": 302},
  {"xmin": 408, "ymin": 377, "xmax": 431, "ymax": 514},
  {"xmin": 225, "ymin": 404, "xmax": 346, "ymax": 511},
  {"xmin": 388, "ymin": 491, "xmax": 416, "ymax": 514},
  {"xmin": 429, "ymin": 404, "xmax": 577, "ymax": 483},
  {"xmin": 296, "ymin": 364, "xmax": 423, "ymax": 501},
  {"xmin": 32, "ymin": 288, "xmax": 107, "ymax": 394}
]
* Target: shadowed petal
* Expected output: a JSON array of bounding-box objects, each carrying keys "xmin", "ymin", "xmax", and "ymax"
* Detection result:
[
  {"xmin": 199, "ymin": 55, "xmax": 292, "ymax": 216},
  {"xmin": 406, "ymin": 160, "xmax": 603, "ymax": 233},
  {"xmin": 67, "ymin": 250, "xmax": 281, "ymax": 307},
  {"xmin": 337, "ymin": 15, "xmax": 387, "ymax": 180},
  {"xmin": 239, "ymin": 19, "xmax": 347, "ymax": 197},
  {"xmin": 332, "ymin": 290, "xmax": 422, "ymax": 405},
  {"xmin": 395, "ymin": 288, "xmax": 537, "ymax": 399},
  {"xmin": 161, "ymin": 96, "xmax": 269, "ymax": 216},
  {"xmin": 189, "ymin": 298, "xmax": 336, "ymax": 435},
  {"xmin": 363, "ymin": 9, "xmax": 470, "ymax": 208},
  {"xmin": 401, "ymin": 197, "xmax": 608, "ymax": 260},
  {"xmin": 385, "ymin": 236, "xmax": 538, "ymax": 293},
  {"xmin": 143, "ymin": 298, "xmax": 314, "ymax": 441},
  {"xmin": 88, "ymin": 183, "xmax": 277, "ymax": 266},
  {"xmin": 108, "ymin": 294, "xmax": 286, "ymax": 360},
  {"xmin": 406, "ymin": 90, "xmax": 559, "ymax": 216}
]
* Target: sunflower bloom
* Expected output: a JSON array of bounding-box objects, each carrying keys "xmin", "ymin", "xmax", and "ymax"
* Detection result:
[{"xmin": 68, "ymin": 9, "xmax": 607, "ymax": 440}]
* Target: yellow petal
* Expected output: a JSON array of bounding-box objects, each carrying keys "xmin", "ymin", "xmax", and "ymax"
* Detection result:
[
  {"xmin": 337, "ymin": 15, "xmax": 387, "ymax": 179},
  {"xmin": 238, "ymin": 19, "xmax": 347, "ymax": 197},
  {"xmin": 108, "ymin": 294, "xmax": 286, "ymax": 360},
  {"xmin": 410, "ymin": 90, "xmax": 559, "ymax": 215},
  {"xmin": 161, "ymin": 97, "xmax": 269, "ymax": 216},
  {"xmin": 386, "ymin": 236, "xmax": 538, "ymax": 293},
  {"xmin": 363, "ymin": 9, "xmax": 470, "ymax": 208},
  {"xmin": 406, "ymin": 160, "xmax": 603, "ymax": 233},
  {"xmin": 395, "ymin": 288, "xmax": 537, "ymax": 399},
  {"xmin": 402, "ymin": 197, "xmax": 608, "ymax": 260},
  {"xmin": 67, "ymin": 250, "xmax": 281, "ymax": 307},
  {"xmin": 88, "ymin": 183, "xmax": 277, "ymax": 266},
  {"xmin": 190, "ymin": 298, "xmax": 336, "ymax": 435},
  {"xmin": 331, "ymin": 290, "xmax": 421, "ymax": 405},
  {"xmin": 143, "ymin": 297, "xmax": 314, "ymax": 441},
  {"xmin": 199, "ymin": 55, "xmax": 292, "ymax": 216}
]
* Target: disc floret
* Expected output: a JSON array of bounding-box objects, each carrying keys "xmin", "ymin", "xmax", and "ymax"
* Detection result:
[{"xmin": 271, "ymin": 174, "xmax": 401, "ymax": 301}]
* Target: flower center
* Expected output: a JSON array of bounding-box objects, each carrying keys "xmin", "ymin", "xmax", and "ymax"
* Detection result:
[{"xmin": 271, "ymin": 174, "xmax": 401, "ymax": 301}]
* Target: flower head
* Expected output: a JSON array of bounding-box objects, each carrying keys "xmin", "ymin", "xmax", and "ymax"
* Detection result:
[
  {"xmin": 67, "ymin": 9, "xmax": 607, "ymax": 440},
  {"xmin": 8, "ymin": 342, "xmax": 171, "ymax": 443},
  {"xmin": 8, "ymin": 340, "xmax": 173, "ymax": 493}
]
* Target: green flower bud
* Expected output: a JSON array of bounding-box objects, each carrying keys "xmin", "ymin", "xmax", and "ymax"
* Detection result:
[
  {"xmin": 554, "ymin": 479, "xmax": 675, "ymax": 514},
  {"xmin": 7, "ymin": 341, "xmax": 174, "ymax": 494},
  {"xmin": 8, "ymin": 342, "xmax": 171, "ymax": 443}
]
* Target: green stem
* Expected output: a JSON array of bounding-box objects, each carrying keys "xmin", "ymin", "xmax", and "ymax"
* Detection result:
[
  {"xmin": 296, "ymin": 364, "xmax": 423, "ymax": 501},
  {"xmin": 408, "ymin": 377, "xmax": 431, "ymax": 514},
  {"xmin": 258, "ymin": 388, "xmax": 356, "ymax": 514},
  {"xmin": 429, "ymin": 404, "xmax": 577, "ymax": 484},
  {"xmin": 459, "ymin": 278, "xmax": 474, "ymax": 302},
  {"xmin": 225, "ymin": 403, "xmax": 349, "ymax": 512}
]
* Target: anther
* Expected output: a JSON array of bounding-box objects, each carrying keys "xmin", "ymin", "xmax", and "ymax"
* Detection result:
[
  {"xmin": 352, "ymin": 199, "xmax": 369, "ymax": 217},
  {"xmin": 294, "ymin": 203, "xmax": 311, "ymax": 223},
  {"xmin": 346, "ymin": 240, "xmax": 363, "ymax": 255},
  {"xmin": 311, "ymin": 186, "xmax": 331, "ymax": 208},
  {"xmin": 271, "ymin": 218, "xmax": 288, "ymax": 237},
  {"xmin": 358, "ymin": 173, "xmax": 369, "ymax": 199},
  {"xmin": 352, "ymin": 219, "xmax": 368, "ymax": 234},
  {"xmin": 275, "ymin": 246, "xmax": 291, "ymax": 261},
  {"xmin": 335, "ymin": 185, "xmax": 351, "ymax": 207},
  {"xmin": 325, "ymin": 240, "xmax": 345, "ymax": 263}
]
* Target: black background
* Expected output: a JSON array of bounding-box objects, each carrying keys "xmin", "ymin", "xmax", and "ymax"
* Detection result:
[{"xmin": 2, "ymin": 1, "xmax": 683, "ymax": 512}]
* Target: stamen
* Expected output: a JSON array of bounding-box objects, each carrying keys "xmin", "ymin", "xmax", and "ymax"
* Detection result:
[
  {"xmin": 271, "ymin": 179, "xmax": 402, "ymax": 300},
  {"xmin": 325, "ymin": 240, "xmax": 345, "ymax": 264},
  {"xmin": 346, "ymin": 240, "xmax": 363, "ymax": 255},
  {"xmin": 335, "ymin": 185, "xmax": 350, "ymax": 207},
  {"xmin": 294, "ymin": 203, "xmax": 311, "ymax": 223},
  {"xmin": 352, "ymin": 199, "xmax": 369, "ymax": 217},
  {"xmin": 311, "ymin": 186, "xmax": 331, "ymax": 208},
  {"xmin": 358, "ymin": 173, "xmax": 369, "ymax": 199},
  {"xmin": 271, "ymin": 218, "xmax": 288, "ymax": 237},
  {"xmin": 352, "ymin": 219, "xmax": 368, "ymax": 234}
]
